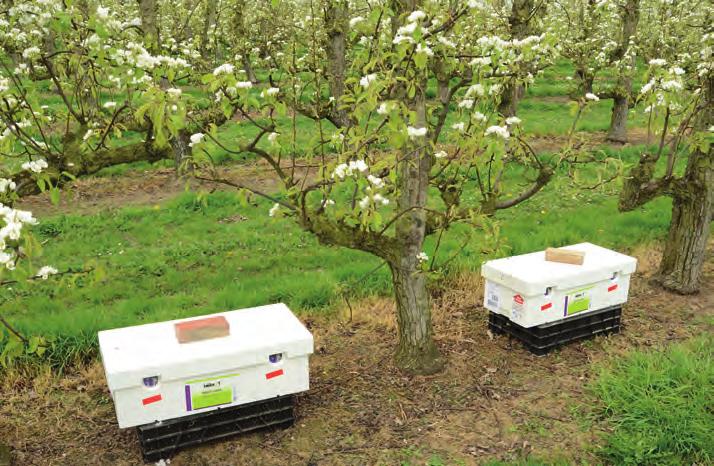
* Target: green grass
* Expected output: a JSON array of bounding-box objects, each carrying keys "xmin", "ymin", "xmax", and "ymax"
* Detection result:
[{"xmin": 590, "ymin": 336, "xmax": 714, "ymax": 465}]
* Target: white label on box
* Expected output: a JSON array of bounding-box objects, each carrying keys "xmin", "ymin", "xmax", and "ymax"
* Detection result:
[
  {"xmin": 512, "ymin": 294, "xmax": 525, "ymax": 320},
  {"xmin": 485, "ymin": 281, "xmax": 501, "ymax": 311}
]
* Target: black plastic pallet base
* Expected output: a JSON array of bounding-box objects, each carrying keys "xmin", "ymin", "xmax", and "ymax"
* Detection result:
[
  {"xmin": 488, "ymin": 305, "xmax": 622, "ymax": 356},
  {"xmin": 137, "ymin": 394, "xmax": 296, "ymax": 463}
]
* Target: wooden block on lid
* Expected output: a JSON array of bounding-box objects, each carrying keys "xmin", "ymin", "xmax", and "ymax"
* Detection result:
[
  {"xmin": 175, "ymin": 316, "xmax": 230, "ymax": 344},
  {"xmin": 545, "ymin": 247, "xmax": 585, "ymax": 265}
]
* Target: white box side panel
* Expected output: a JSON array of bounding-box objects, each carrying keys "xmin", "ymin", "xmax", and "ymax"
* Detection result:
[
  {"xmin": 484, "ymin": 273, "xmax": 632, "ymax": 328},
  {"xmin": 112, "ymin": 356, "xmax": 309, "ymax": 428}
]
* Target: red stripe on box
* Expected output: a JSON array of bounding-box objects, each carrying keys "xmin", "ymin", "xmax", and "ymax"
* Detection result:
[
  {"xmin": 608, "ymin": 284, "xmax": 618, "ymax": 292},
  {"xmin": 541, "ymin": 303, "xmax": 552, "ymax": 311},
  {"xmin": 142, "ymin": 394, "xmax": 162, "ymax": 405},
  {"xmin": 266, "ymin": 369, "xmax": 284, "ymax": 380}
]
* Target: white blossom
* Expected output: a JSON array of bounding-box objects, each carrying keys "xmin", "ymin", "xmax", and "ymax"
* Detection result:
[
  {"xmin": 189, "ymin": 133, "xmax": 205, "ymax": 147},
  {"xmin": 407, "ymin": 10, "xmax": 426, "ymax": 23},
  {"xmin": 648, "ymin": 58, "xmax": 667, "ymax": 67},
  {"xmin": 459, "ymin": 99, "xmax": 475, "ymax": 109},
  {"xmin": 452, "ymin": 122, "xmax": 465, "ymax": 132},
  {"xmin": 0, "ymin": 179, "xmax": 16, "ymax": 193},
  {"xmin": 103, "ymin": 101, "xmax": 117, "ymax": 109},
  {"xmin": 263, "ymin": 87, "xmax": 280, "ymax": 97},
  {"xmin": 268, "ymin": 203, "xmax": 280, "ymax": 217},
  {"xmin": 35, "ymin": 265, "xmax": 58, "ymax": 280},
  {"xmin": 268, "ymin": 132, "xmax": 279, "ymax": 144},
  {"xmin": 416, "ymin": 43, "xmax": 433, "ymax": 57},
  {"xmin": 234, "ymin": 81, "xmax": 253, "ymax": 89},
  {"xmin": 407, "ymin": 126, "xmax": 427, "ymax": 139},
  {"xmin": 377, "ymin": 102, "xmax": 392, "ymax": 115},
  {"xmin": 585, "ymin": 93, "xmax": 600, "ymax": 101},
  {"xmin": 416, "ymin": 252, "xmax": 429, "ymax": 263},
  {"xmin": 213, "ymin": 63, "xmax": 235, "ymax": 76},
  {"xmin": 434, "ymin": 150, "xmax": 448, "ymax": 159},
  {"xmin": 21, "ymin": 159, "xmax": 48, "ymax": 173},
  {"xmin": 367, "ymin": 175, "xmax": 384, "ymax": 188},
  {"xmin": 484, "ymin": 125, "xmax": 510, "ymax": 139},
  {"xmin": 349, "ymin": 16, "xmax": 364, "ymax": 28},
  {"xmin": 96, "ymin": 6, "xmax": 110, "ymax": 19},
  {"xmin": 167, "ymin": 88, "xmax": 182, "ymax": 98},
  {"xmin": 360, "ymin": 73, "xmax": 378, "ymax": 89},
  {"xmin": 473, "ymin": 111, "xmax": 487, "ymax": 122},
  {"xmin": 505, "ymin": 116, "xmax": 522, "ymax": 125}
]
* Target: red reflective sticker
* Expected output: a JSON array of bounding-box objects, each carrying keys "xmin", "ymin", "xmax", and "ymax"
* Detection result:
[
  {"xmin": 513, "ymin": 294, "xmax": 524, "ymax": 305},
  {"xmin": 608, "ymin": 284, "xmax": 618, "ymax": 292},
  {"xmin": 142, "ymin": 394, "xmax": 162, "ymax": 405},
  {"xmin": 266, "ymin": 369, "xmax": 284, "ymax": 380},
  {"xmin": 541, "ymin": 303, "xmax": 552, "ymax": 311}
]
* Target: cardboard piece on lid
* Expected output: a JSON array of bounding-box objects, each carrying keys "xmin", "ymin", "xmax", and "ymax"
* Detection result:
[
  {"xmin": 545, "ymin": 247, "xmax": 585, "ymax": 265},
  {"xmin": 175, "ymin": 316, "xmax": 230, "ymax": 343}
]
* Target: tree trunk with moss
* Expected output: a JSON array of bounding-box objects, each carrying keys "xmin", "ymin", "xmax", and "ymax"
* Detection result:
[
  {"xmin": 324, "ymin": 0, "xmax": 351, "ymax": 127},
  {"xmin": 606, "ymin": 0, "xmax": 639, "ymax": 143},
  {"xmin": 656, "ymin": 76, "xmax": 713, "ymax": 293},
  {"xmin": 619, "ymin": 75, "xmax": 713, "ymax": 294}
]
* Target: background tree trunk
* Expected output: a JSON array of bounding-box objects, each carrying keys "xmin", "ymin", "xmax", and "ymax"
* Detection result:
[
  {"xmin": 324, "ymin": 0, "xmax": 350, "ymax": 127},
  {"xmin": 656, "ymin": 75, "xmax": 713, "ymax": 294},
  {"xmin": 200, "ymin": 0, "xmax": 218, "ymax": 59},
  {"xmin": 498, "ymin": 0, "xmax": 535, "ymax": 117},
  {"xmin": 137, "ymin": 0, "xmax": 160, "ymax": 53},
  {"xmin": 606, "ymin": 0, "xmax": 639, "ymax": 143}
]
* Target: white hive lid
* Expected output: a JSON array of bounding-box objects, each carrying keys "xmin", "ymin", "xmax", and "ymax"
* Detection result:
[
  {"xmin": 99, "ymin": 303, "xmax": 313, "ymax": 391},
  {"xmin": 481, "ymin": 242, "xmax": 637, "ymax": 296}
]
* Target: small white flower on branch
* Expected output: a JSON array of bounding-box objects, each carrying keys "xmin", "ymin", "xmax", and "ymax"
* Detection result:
[
  {"xmin": 188, "ymin": 133, "xmax": 205, "ymax": 147},
  {"xmin": 671, "ymin": 67, "xmax": 685, "ymax": 76},
  {"xmin": 167, "ymin": 88, "xmax": 182, "ymax": 98},
  {"xmin": 452, "ymin": 122, "xmax": 465, "ymax": 132},
  {"xmin": 407, "ymin": 126, "xmax": 427, "ymax": 139},
  {"xmin": 485, "ymin": 125, "xmax": 510, "ymax": 140},
  {"xmin": 234, "ymin": 81, "xmax": 253, "ymax": 89},
  {"xmin": 268, "ymin": 203, "xmax": 280, "ymax": 217},
  {"xmin": 360, "ymin": 73, "xmax": 378, "ymax": 89},
  {"xmin": 505, "ymin": 116, "xmax": 522, "ymax": 125},
  {"xmin": 21, "ymin": 159, "xmax": 48, "ymax": 173},
  {"xmin": 262, "ymin": 87, "xmax": 280, "ymax": 97},
  {"xmin": 473, "ymin": 111, "xmax": 487, "ymax": 122},
  {"xmin": 459, "ymin": 99, "xmax": 475, "ymax": 109},
  {"xmin": 434, "ymin": 150, "xmax": 448, "ymax": 159},
  {"xmin": 96, "ymin": 6, "xmax": 110, "ymax": 19},
  {"xmin": 0, "ymin": 178, "xmax": 16, "ymax": 193},
  {"xmin": 416, "ymin": 252, "xmax": 429, "ymax": 263},
  {"xmin": 407, "ymin": 10, "xmax": 426, "ymax": 23},
  {"xmin": 103, "ymin": 101, "xmax": 117, "ymax": 109},
  {"xmin": 416, "ymin": 43, "xmax": 433, "ymax": 57},
  {"xmin": 367, "ymin": 175, "xmax": 384, "ymax": 188},
  {"xmin": 36, "ymin": 265, "xmax": 59, "ymax": 280},
  {"xmin": 585, "ymin": 93, "xmax": 600, "ymax": 101},
  {"xmin": 213, "ymin": 63, "xmax": 235, "ymax": 76},
  {"xmin": 648, "ymin": 58, "xmax": 666, "ymax": 66},
  {"xmin": 268, "ymin": 132, "xmax": 279, "ymax": 144},
  {"xmin": 349, "ymin": 16, "xmax": 364, "ymax": 28}
]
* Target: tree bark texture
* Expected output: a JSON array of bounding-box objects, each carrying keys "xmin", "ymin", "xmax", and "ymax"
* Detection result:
[
  {"xmin": 656, "ymin": 75, "xmax": 713, "ymax": 294},
  {"xmin": 606, "ymin": 0, "xmax": 639, "ymax": 143},
  {"xmin": 498, "ymin": 0, "xmax": 534, "ymax": 117}
]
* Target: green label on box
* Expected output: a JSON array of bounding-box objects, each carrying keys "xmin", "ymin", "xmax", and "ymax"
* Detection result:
[
  {"xmin": 185, "ymin": 373, "xmax": 239, "ymax": 411},
  {"xmin": 192, "ymin": 384, "xmax": 232, "ymax": 410},
  {"xmin": 566, "ymin": 288, "xmax": 591, "ymax": 315}
]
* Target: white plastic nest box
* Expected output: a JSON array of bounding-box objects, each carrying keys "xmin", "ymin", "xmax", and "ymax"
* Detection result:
[
  {"xmin": 98, "ymin": 303, "xmax": 314, "ymax": 428},
  {"xmin": 481, "ymin": 243, "xmax": 637, "ymax": 328}
]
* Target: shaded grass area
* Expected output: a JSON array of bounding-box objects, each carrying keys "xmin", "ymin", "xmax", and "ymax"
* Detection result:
[{"xmin": 590, "ymin": 336, "xmax": 714, "ymax": 465}]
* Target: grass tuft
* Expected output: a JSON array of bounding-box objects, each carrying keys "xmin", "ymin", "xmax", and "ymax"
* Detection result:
[{"xmin": 590, "ymin": 336, "xmax": 714, "ymax": 465}]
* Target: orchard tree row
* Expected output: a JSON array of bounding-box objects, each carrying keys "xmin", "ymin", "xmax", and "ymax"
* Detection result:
[{"xmin": 0, "ymin": 0, "xmax": 711, "ymax": 372}]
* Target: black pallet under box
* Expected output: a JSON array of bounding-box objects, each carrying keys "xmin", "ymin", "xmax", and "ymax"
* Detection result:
[
  {"xmin": 137, "ymin": 394, "xmax": 296, "ymax": 462},
  {"xmin": 488, "ymin": 305, "xmax": 622, "ymax": 356}
]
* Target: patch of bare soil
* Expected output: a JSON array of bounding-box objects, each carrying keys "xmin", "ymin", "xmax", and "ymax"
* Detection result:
[
  {"xmin": 17, "ymin": 128, "xmax": 650, "ymax": 219},
  {"xmin": 1, "ymin": 246, "xmax": 712, "ymax": 466}
]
